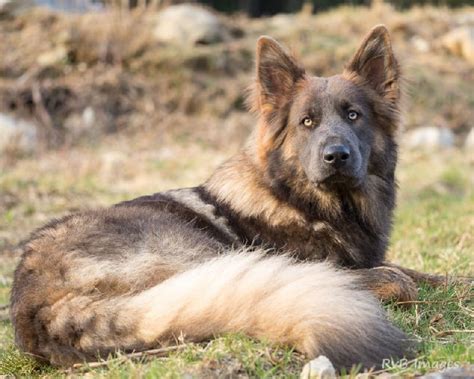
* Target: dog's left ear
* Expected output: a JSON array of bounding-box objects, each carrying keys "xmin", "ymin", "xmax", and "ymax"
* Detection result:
[{"xmin": 345, "ymin": 25, "xmax": 400, "ymax": 103}]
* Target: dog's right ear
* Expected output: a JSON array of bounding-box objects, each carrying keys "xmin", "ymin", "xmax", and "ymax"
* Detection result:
[{"xmin": 255, "ymin": 36, "xmax": 305, "ymax": 118}]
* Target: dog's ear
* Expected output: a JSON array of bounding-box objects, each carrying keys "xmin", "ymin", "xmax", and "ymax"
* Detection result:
[
  {"xmin": 255, "ymin": 36, "xmax": 305, "ymax": 116},
  {"xmin": 345, "ymin": 25, "xmax": 400, "ymax": 102}
]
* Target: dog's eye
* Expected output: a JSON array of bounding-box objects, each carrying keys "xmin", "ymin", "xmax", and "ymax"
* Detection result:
[
  {"xmin": 347, "ymin": 110, "xmax": 359, "ymax": 121},
  {"xmin": 302, "ymin": 117, "xmax": 313, "ymax": 127}
]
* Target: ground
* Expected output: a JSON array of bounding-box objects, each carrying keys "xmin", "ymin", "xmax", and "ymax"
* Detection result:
[{"xmin": 0, "ymin": 2, "xmax": 473, "ymax": 378}]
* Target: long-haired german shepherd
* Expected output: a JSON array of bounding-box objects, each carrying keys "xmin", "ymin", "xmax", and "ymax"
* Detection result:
[{"xmin": 12, "ymin": 25, "xmax": 431, "ymax": 370}]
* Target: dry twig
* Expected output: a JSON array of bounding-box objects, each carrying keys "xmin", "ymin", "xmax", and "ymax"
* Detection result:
[{"xmin": 63, "ymin": 344, "xmax": 188, "ymax": 372}]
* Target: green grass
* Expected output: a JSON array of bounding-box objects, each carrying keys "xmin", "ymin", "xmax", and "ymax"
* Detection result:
[
  {"xmin": 0, "ymin": 148, "xmax": 472, "ymax": 377},
  {"xmin": 0, "ymin": 335, "xmax": 306, "ymax": 378},
  {"xmin": 386, "ymin": 283, "xmax": 473, "ymax": 376}
]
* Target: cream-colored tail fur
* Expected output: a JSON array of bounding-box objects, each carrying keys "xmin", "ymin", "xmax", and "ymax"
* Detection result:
[
  {"xmin": 33, "ymin": 252, "xmax": 409, "ymax": 369},
  {"xmin": 121, "ymin": 252, "xmax": 409, "ymax": 369}
]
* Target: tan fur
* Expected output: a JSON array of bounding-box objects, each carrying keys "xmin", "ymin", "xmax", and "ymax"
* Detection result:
[
  {"xmin": 206, "ymin": 147, "xmax": 344, "ymax": 226},
  {"xmin": 256, "ymin": 119, "xmax": 275, "ymax": 167},
  {"xmin": 130, "ymin": 252, "xmax": 385, "ymax": 353},
  {"xmin": 205, "ymin": 152, "xmax": 306, "ymax": 227}
]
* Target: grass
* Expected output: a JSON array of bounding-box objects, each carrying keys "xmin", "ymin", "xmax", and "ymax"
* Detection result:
[{"xmin": 0, "ymin": 143, "xmax": 472, "ymax": 377}]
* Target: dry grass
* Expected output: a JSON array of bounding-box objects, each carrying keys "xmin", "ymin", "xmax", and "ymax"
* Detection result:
[{"xmin": 0, "ymin": 3, "xmax": 472, "ymax": 155}]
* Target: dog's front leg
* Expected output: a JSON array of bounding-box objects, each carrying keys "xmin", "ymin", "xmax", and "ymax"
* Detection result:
[
  {"xmin": 354, "ymin": 264, "xmax": 472, "ymax": 304},
  {"xmin": 353, "ymin": 266, "xmax": 418, "ymax": 303},
  {"xmin": 382, "ymin": 263, "xmax": 452, "ymax": 287},
  {"xmin": 382, "ymin": 263, "xmax": 473, "ymax": 287}
]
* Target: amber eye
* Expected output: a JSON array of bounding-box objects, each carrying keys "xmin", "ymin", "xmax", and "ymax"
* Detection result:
[
  {"xmin": 302, "ymin": 117, "xmax": 313, "ymax": 127},
  {"xmin": 347, "ymin": 110, "xmax": 359, "ymax": 121}
]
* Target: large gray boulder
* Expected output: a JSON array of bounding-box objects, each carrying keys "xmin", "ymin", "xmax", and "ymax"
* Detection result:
[{"xmin": 153, "ymin": 4, "xmax": 230, "ymax": 46}]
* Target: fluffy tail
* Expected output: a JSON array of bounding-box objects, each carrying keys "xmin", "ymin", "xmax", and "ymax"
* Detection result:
[{"xmin": 14, "ymin": 252, "xmax": 410, "ymax": 369}]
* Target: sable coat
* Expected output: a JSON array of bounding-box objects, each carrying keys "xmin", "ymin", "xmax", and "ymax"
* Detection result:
[{"xmin": 11, "ymin": 25, "xmax": 417, "ymax": 370}]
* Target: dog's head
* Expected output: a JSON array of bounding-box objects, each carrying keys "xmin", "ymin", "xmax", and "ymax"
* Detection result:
[{"xmin": 251, "ymin": 25, "xmax": 400, "ymax": 196}]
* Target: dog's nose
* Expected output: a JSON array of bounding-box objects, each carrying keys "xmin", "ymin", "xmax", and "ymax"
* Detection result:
[{"xmin": 323, "ymin": 144, "xmax": 351, "ymax": 168}]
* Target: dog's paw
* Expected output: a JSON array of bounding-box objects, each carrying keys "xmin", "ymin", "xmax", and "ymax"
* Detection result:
[
  {"xmin": 372, "ymin": 266, "xmax": 419, "ymax": 303},
  {"xmin": 356, "ymin": 266, "xmax": 418, "ymax": 303}
]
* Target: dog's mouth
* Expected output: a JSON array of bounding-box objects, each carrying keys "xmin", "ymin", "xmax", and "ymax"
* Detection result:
[{"xmin": 315, "ymin": 172, "xmax": 363, "ymax": 189}]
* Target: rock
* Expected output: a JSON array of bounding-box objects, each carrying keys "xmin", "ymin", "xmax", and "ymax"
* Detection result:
[
  {"xmin": 455, "ymin": 11, "xmax": 474, "ymax": 26},
  {"xmin": 300, "ymin": 356, "xmax": 336, "ymax": 379},
  {"xmin": 153, "ymin": 4, "xmax": 230, "ymax": 46},
  {"xmin": 465, "ymin": 128, "xmax": 474, "ymax": 149},
  {"xmin": 353, "ymin": 374, "xmax": 392, "ymax": 379},
  {"xmin": 420, "ymin": 365, "xmax": 474, "ymax": 379},
  {"xmin": 82, "ymin": 106, "xmax": 95, "ymax": 128},
  {"xmin": 64, "ymin": 107, "xmax": 99, "ymax": 139},
  {"xmin": 0, "ymin": 113, "xmax": 38, "ymax": 154},
  {"xmin": 411, "ymin": 36, "xmax": 430, "ymax": 53},
  {"xmin": 0, "ymin": 0, "xmax": 34, "ymax": 16},
  {"xmin": 441, "ymin": 26, "xmax": 474, "ymax": 65},
  {"xmin": 269, "ymin": 14, "xmax": 298, "ymax": 31},
  {"xmin": 405, "ymin": 126, "xmax": 455, "ymax": 150}
]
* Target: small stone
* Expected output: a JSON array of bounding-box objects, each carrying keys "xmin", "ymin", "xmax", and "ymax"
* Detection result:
[
  {"xmin": 465, "ymin": 127, "xmax": 474, "ymax": 149},
  {"xmin": 300, "ymin": 356, "xmax": 336, "ymax": 379},
  {"xmin": 405, "ymin": 126, "xmax": 455, "ymax": 150},
  {"xmin": 82, "ymin": 107, "xmax": 95, "ymax": 129},
  {"xmin": 0, "ymin": 113, "xmax": 38, "ymax": 154},
  {"xmin": 411, "ymin": 36, "xmax": 430, "ymax": 53}
]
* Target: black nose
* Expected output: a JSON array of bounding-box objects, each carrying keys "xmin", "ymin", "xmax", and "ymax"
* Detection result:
[{"xmin": 323, "ymin": 144, "xmax": 351, "ymax": 168}]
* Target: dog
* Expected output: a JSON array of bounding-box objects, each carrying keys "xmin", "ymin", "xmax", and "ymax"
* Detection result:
[{"xmin": 11, "ymin": 25, "xmax": 432, "ymax": 371}]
